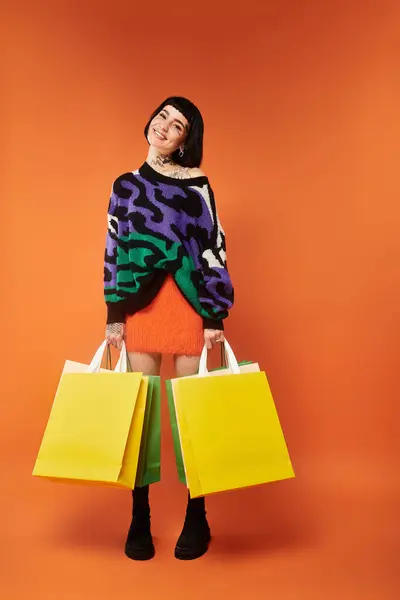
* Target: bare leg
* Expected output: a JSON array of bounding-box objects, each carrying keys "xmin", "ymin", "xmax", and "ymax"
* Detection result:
[
  {"xmin": 173, "ymin": 354, "xmax": 200, "ymax": 378},
  {"xmin": 128, "ymin": 352, "xmax": 162, "ymax": 376}
]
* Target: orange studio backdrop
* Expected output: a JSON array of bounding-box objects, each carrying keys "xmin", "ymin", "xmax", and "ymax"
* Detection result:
[{"xmin": 1, "ymin": 1, "xmax": 400, "ymax": 599}]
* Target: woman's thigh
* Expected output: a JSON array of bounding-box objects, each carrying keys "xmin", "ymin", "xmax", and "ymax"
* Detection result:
[
  {"xmin": 173, "ymin": 354, "xmax": 201, "ymax": 378},
  {"xmin": 128, "ymin": 352, "xmax": 162, "ymax": 376}
]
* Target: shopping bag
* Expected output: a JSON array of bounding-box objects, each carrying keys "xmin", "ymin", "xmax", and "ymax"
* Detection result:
[
  {"xmin": 33, "ymin": 341, "xmax": 147, "ymax": 489},
  {"xmin": 166, "ymin": 349, "xmax": 261, "ymax": 486},
  {"xmin": 167, "ymin": 378, "xmax": 187, "ymax": 485},
  {"xmin": 170, "ymin": 340, "xmax": 295, "ymax": 497},
  {"xmin": 135, "ymin": 376, "xmax": 161, "ymax": 487}
]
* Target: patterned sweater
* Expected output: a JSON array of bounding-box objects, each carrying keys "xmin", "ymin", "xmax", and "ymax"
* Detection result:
[{"xmin": 104, "ymin": 162, "xmax": 234, "ymax": 330}]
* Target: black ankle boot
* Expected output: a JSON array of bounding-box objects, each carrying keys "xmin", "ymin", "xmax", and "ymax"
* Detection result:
[
  {"xmin": 125, "ymin": 485, "xmax": 155, "ymax": 561},
  {"xmin": 175, "ymin": 493, "xmax": 211, "ymax": 560}
]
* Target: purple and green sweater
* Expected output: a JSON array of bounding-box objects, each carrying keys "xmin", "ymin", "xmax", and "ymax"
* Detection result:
[{"xmin": 104, "ymin": 162, "xmax": 234, "ymax": 330}]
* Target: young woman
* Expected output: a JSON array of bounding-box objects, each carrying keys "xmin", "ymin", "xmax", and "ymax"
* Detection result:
[{"xmin": 104, "ymin": 96, "xmax": 234, "ymax": 560}]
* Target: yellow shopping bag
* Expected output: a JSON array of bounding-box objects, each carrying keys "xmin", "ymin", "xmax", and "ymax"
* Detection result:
[
  {"xmin": 33, "ymin": 341, "xmax": 147, "ymax": 489},
  {"xmin": 167, "ymin": 360, "xmax": 261, "ymax": 485},
  {"xmin": 172, "ymin": 340, "xmax": 295, "ymax": 497}
]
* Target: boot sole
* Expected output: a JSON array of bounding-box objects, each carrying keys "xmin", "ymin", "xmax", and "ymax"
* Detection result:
[
  {"xmin": 125, "ymin": 544, "xmax": 155, "ymax": 561},
  {"xmin": 174, "ymin": 536, "xmax": 211, "ymax": 561}
]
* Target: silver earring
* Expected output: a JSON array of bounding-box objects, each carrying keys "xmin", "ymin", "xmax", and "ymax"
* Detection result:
[{"xmin": 179, "ymin": 147, "xmax": 185, "ymax": 158}]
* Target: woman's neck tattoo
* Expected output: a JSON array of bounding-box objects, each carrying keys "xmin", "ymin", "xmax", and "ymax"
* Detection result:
[
  {"xmin": 150, "ymin": 155, "xmax": 192, "ymax": 179},
  {"xmin": 151, "ymin": 155, "xmax": 174, "ymax": 169}
]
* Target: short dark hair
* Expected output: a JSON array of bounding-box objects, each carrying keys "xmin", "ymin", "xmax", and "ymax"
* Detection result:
[{"xmin": 144, "ymin": 96, "xmax": 204, "ymax": 168}]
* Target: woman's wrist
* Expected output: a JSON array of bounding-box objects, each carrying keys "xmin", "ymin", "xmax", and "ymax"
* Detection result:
[{"xmin": 202, "ymin": 317, "xmax": 224, "ymax": 331}]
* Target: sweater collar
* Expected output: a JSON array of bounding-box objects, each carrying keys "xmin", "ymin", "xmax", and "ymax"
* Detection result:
[{"xmin": 139, "ymin": 161, "xmax": 208, "ymax": 186}]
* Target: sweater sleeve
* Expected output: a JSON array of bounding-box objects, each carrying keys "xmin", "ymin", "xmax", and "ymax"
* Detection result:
[
  {"xmin": 198, "ymin": 183, "xmax": 234, "ymax": 330},
  {"xmin": 104, "ymin": 185, "xmax": 127, "ymax": 324}
]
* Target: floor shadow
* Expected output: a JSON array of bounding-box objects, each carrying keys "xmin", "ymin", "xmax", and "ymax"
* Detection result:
[
  {"xmin": 211, "ymin": 528, "xmax": 306, "ymax": 558},
  {"xmin": 52, "ymin": 488, "xmax": 131, "ymax": 553},
  {"xmin": 207, "ymin": 476, "xmax": 318, "ymax": 557}
]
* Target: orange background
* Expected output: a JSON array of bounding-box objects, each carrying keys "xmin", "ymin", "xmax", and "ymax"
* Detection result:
[{"xmin": 2, "ymin": 0, "xmax": 400, "ymax": 598}]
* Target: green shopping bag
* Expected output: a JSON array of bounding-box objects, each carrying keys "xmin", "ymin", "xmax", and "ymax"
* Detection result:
[
  {"xmin": 167, "ymin": 378, "xmax": 186, "ymax": 485},
  {"xmin": 166, "ymin": 344, "xmax": 254, "ymax": 486},
  {"xmin": 135, "ymin": 376, "xmax": 161, "ymax": 487}
]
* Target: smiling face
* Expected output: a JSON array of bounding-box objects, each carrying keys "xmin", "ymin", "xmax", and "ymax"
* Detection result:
[{"xmin": 147, "ymin": 105, "xmax": 189, "ymax": 154}]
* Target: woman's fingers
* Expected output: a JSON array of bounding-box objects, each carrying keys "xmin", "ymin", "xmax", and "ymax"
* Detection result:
[
  {"xmin": 204, "ymin": 329, "xmax": 224, "ymax": 349},
  {"xmin": 106, "ymin": 338, "xmax": 125, "ymax": 350},
  {"xmin": 107, "ymin": 335, "xmax": 119, "ymax": 349}
]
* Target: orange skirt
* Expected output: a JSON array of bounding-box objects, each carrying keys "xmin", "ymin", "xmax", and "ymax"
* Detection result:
[{"xmin": 125, "ymin": 275, "xmax": 204, "ymax": 356}]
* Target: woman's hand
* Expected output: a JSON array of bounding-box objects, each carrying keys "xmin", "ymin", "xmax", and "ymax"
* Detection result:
[
  {"xmin": 106, "ymin": 322, "xmax": 125, "ymax": 350},
  {"xmin": 204, "ymin": 329, "xmax": 224, "ymax": 350}
]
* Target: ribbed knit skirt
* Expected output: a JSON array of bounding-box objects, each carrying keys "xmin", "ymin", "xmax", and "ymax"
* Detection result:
[{"xmin": 125, "ymin": 275, "xmax": 204, "ymax": 356}]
